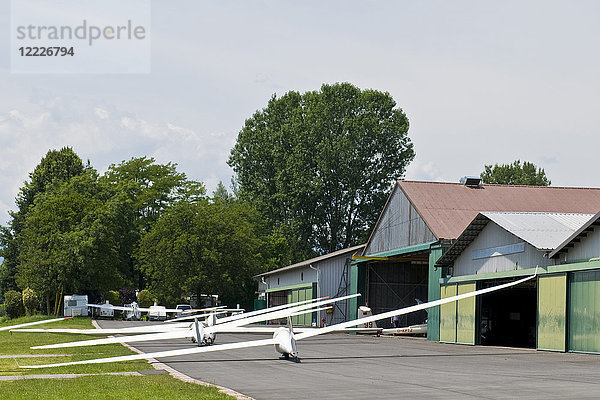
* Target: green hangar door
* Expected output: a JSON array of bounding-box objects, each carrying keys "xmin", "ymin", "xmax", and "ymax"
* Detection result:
[
  {"xmin": 569, "ymin": 269, "xmax": 600, "ymax": 353},
  {"xmin": 479, "ymin": 278, "xmax": 537, "ymax": 348},
  {"xmin": 288, "ymin": 287, "xmax": 314, "ymax": 326},
  {"xmin": 439, "ymin": 283, "xmax": 476, "ymax": 345},
  {"xmin": 537, "ymin": 274, "xmax": 567, "ymax": 352}
]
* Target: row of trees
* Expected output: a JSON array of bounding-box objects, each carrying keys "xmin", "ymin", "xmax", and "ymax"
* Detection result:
[
  {"xmin": 0, "ymin": 148, "xmax": 284, "ymax": 313},
  {"xmin": 481, "ymin": 160, "xmax": 550, "ymax": 186}
]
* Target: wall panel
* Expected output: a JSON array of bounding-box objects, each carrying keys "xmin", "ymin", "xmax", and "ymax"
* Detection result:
[
  {"xmin": 456, "ymin": 283, "xmax": 476, "ymax": 345},
  {"xmin": 440, "ymin": 284, "xmax": 457, "ymax": 343},
  {"xmin": 537, "ymin": 274, "xmax": 566, "ymax": 352},
  {"xmin": 569, "ymin": 269, "xmax": 600, "ymax": 353}
]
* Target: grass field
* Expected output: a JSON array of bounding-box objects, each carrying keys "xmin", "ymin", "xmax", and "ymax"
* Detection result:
[{"xmin": 0, "ymin": 316, "xmax": 234, "ymax": 399}]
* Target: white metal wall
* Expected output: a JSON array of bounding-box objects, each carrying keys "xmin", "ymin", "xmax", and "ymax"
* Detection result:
[
  {"xmin": 564, "ymin": 227, "xmax": 600, "ymax": 262},
  {"xmin": 265, "ymin": 266, "xmax": 317, "ymax": 291},
  {"xmin": 317, "ymin": 254, "xmax": 353, "ymax": 324},
  {"xmin": 263, "ymin": 252, "xmax": 355, "ymax": 324},
  {"xmin": 453, "ymin": 222, "xmax": 552, "ymax": 276}
]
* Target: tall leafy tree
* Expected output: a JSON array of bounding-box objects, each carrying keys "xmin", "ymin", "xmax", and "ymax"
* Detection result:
[
  {"xmin": 101, "ymin": 157, "xmax": 191, "ymax": 231},
  {"xmin": 480, "ymin": 160, "xmax": 551, "ymax": 186},
  {"xmin": 0, "ymin": 147, "xmax": 85, "ymax": 296},
  {"xmin": 136, "ymin": 200, "xmax": 280, "ymax": 309},
  {"xmin": 100, "ymin": 157, "xmax": 204, "ymax": 287},
  {"xmin": 212, "ymin": 181, "xmax": 233, "ymax": 203},
  {"xmin": 229, "ymin": 82, "xmax": 414, "ymax": 257},
  {"xmin": 16, "ymin": 171, "xmax": 129, "ymax": 314}
]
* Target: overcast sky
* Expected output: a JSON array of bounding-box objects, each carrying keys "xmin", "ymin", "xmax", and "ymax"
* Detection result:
[{"xmin": 1, "ymin": 0, "xmax": 599, "ymax": 226}]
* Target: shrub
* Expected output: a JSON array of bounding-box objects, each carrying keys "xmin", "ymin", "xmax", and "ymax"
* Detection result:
[
  {"xmin": 22, "ymin": 287, "xmax": 39, "ymax": 315},
  {"xmin": 119, "ymin": 287, "xmax": 137, "ymax": 305},
  {"xmin": 4, "ymin": 290, "xmax": 24, "ymax": 319},
  {"xmin": 104, "ymin": 290, "xmax": 120, "ymax": 305},
  {"xmin": 0, "ymin": 303, "xmax": 6, "ymax": 318},
  {"xmin": 137, "ymin": 289, "xmax": 155, "ymax": 308}
]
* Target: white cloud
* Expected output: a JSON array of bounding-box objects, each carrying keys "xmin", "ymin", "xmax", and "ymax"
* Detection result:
[
  {"xmin": 0, "ymin": 97, "xmax": 235, "ymax": 226},
  {"xmin": 404, "ymin": 159, "xmax": 449, "ymax": 183},
  {"xmin": 94, "ymin": 108, "xmax": 109, "ymax": 120}
]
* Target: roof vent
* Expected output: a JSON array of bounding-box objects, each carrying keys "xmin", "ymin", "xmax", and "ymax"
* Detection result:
[{"xmin": 460, "ymin": 176, "xmax": 482, "ymax": 187}]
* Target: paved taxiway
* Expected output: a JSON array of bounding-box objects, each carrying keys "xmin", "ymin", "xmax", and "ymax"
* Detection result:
[{"xmin": 98, "ymin": 320, "xmax": 600, "ymax": 400}]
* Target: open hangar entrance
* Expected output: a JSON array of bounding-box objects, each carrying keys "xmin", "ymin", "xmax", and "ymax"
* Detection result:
[
  {"xmin": 478, "ymin": 278, "xmax": 537, "ymax": 348},
  {"xmin": 363, "ymin": 251, "xmax": 429, "ymax": 329},
  {"xmin": 440, "ymin": 277, "xmax": 537, "ymax": 348}
]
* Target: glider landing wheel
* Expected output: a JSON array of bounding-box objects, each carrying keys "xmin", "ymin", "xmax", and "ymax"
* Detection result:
[{"xmin": 279, "ymin": 354, "xmax": 290, "ymax": 360}]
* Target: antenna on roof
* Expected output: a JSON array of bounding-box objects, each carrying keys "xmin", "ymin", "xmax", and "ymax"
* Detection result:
[{"xmin": 460, "ymin": 176, "xmax": 482, "ymax": 188}]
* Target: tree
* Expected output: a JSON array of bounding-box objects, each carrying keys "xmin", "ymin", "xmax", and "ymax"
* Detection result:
[
  {"xmin": 119, "ymin": 287, "xmax": 137, "ymax": 305},
  {"xmin": 228, "ymin": 82, "xmax": 414, "ymax": 258},
  {"xmin": 101, "ymin": 157, "xmax": 193, "ymax": 231},
  {"xmin": 105, "ymin": 290, "xmax": 120, "ymax": 305},
  {"xmin": 15, "ymin": 171, "xmax": 129, "ymax": 314},
  {"xmin": 212, "ymin": 181, "xmax": 232, "ymax": 203},
  {"xmin": 4, "ymin": 290, "xmax": 24, "ymax": 319},
  {"xmin": 13, "ymin": 147, "xmax": 86, "ymax": 233},
  {"xmin": 480, "ymin": 161, "xmax": 551, "ymax": 186},
  {"xmin": 100, "ymin": 157, "xmax": 204, "ymax": 288},
  {"xmin": 0, "ymin": 227, "xmax": 19, "ymax": 297},
  {"xmin": 22, "ymin": 287, "xmax": 39, "ymax": 315},
  {"xmin": 136, "ymin": 200, "xmax": 276, "ymax": 309},
  {"xmin": 137, "ymin": 289, "xmax": 155, "ymax": 308},
  {"xmin": 0, "ymin": 147, "xmax": 85, "ymax": 297}
]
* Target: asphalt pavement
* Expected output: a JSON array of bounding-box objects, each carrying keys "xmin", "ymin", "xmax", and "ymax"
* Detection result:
[{"xmin": 97, "ymin": 320, "xmax": 600, "ymax": 400}]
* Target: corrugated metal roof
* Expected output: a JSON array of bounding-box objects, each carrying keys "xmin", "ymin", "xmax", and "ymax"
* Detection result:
[
  {"xmin": 481, "ymin": 212, "xmax": 594, "ymax": 250},
  {"xmin": 549, "ymin": 212, "xmax": 600, "ymax": 258},
  {"xmin": 436, "ymin": 212, "xmax": 594, "ymax": 266},
  {"xmin": 398, "ymin": 181, "xmax": 600, "ymax": 240},
  {"xmin": 254, "ymin": 244, "xmax": 365, "ymax": 278}
]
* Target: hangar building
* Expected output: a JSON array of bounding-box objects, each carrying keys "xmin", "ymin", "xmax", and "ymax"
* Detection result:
[
  {"xmin": 436, "ymin": 211, "xmax": 600, "ymax": 353},
  {"xmin": 351, "ymin": 180, "xmax": 600, "ymax": 339},
  {"xmin": 255, "ymin": 179, "xmax": 600, "ymax": 353},
  {"xmin": 255, "ymin": 244, "xmax": 364, "ymax": 326}
]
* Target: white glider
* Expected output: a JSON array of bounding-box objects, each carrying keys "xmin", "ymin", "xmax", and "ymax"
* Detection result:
[
  {"xmin": 0, "ymin": 316, "xmax": 73, "ymax": 332},
  {"xmin": 29, "ymin": 294, "xmax": 359, "ymax": 349},
  {"xmin": 20, "ymin": 273, "xmax": 535, "ymax": 368},
  {"xmin": 13, "ymin": 297, "xmax": 332, "ymax": 336},
  {"xmin": 165, "ymin": 296, "xmax": 328, "ymax": 324}
]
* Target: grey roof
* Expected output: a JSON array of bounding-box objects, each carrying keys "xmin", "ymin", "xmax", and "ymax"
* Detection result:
[
  {"xmin": 254, "ymin": 244, "xmax": 365, "ymax": 278},
  {"xmin": 437, "ymin": 212, "xmax": 594, "ymax": 266},
  {"xmin": 549, "ymin": 211, "xmax": 600, "ymax": 258},
  {"xmin": 482, "ymin": 212, "xmax": 594, "ymax": 250}
]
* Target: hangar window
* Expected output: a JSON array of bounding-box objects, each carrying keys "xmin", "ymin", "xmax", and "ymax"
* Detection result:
[
  {"xmin": 301, "ymin": 272, "xmax": 304, "ymax": 281},
  {"xmin": 277, "ymin": 278, "xmax": 280, "ymax": 285}
]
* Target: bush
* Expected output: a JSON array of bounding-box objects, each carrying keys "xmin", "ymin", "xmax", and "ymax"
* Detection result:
[
  {"xmin": 119, "ymin": 287, "xmax": 137, "ymax": 305},
  {"xmin": 0, "ymin": 303, "xmax": 6, "ymax": 318},
  {"xmin": 4, "ymin": 290, "xmax": 24, "ymax": 319},
  {"xmin": 104, "ymin": 290, "xmax": 120, "ymax": 305},
  {"xmin": 137, "ymin": 289, "xmax": 155, "ymax": 308},
  {"xmin": 22, "ymin": 287, "xmax": 39, "ymax": 315}
]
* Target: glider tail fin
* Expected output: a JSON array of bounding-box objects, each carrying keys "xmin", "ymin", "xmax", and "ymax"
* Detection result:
[{"xmin": 357, "ymin": 306, "xmax": 378, "ymax": 329}]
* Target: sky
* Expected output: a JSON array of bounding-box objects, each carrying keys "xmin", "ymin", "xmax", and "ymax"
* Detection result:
[{"xmin": 1, "ymin": 0, "xmax": 599, "ymax": 227}]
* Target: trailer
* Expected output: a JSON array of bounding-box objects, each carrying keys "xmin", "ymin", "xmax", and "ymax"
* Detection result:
[{"xmin": 64, "ymin": 295, "xmax": 89, "ymax": 317}]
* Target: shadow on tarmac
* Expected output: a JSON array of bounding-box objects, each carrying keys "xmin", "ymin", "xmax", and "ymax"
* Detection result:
[{"xmin": 158, "ymin": 351, "xmax": 533, "ymax": 364}]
